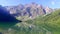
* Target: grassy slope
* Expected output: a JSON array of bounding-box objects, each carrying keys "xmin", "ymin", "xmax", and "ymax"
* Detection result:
[
  {"xmin": 0, "ymin": 9, "xmax": 60, "ymax": 34},
  {"xmin": 26, "ymin": 9, "xmax": 60, "ymax": 34},
  {"xmin": 43, "ymin": 10, "xmax": 60, "ymax": 34}
]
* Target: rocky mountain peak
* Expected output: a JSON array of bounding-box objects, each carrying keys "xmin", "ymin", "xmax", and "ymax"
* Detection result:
[
  {"xmin": 45, "ymin": 6, "xmax": 53, "ymax": 14},
  {"xmin": 5, "ymin": 3, "xmax": 53, "ymax": 20}
]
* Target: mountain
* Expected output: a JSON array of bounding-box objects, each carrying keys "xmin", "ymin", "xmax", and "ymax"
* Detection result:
[
  {"xmin": 45, "ymin": 6, "xmax": 53, "ymax": 14},
  {"xmin": 0, "ymin": 5, "xmax": 20, "ymax": 22},
  {"xmin": 3, "ymin": 9, "xmax": 60, "ymax": 34},
  {"xmin": 0, "ymin": 5, "xmax": 23, "ymax": 32},
  {"xmin": 5, "ymin": 3, "xmax": 53, "ymax": 20},
  {"xmin": 24, "ymin": 9, "xmax": 60, "ymax": 34},
  {"xmin": 0, "ymin": 3, "xmax": 60, "ymax": 34}
]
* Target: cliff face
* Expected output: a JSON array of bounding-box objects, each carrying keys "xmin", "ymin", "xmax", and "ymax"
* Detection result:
[
  {"xmin": 0, "ymin": 6, "xmax": 19, "ymax": 22},
  {"xmin": 5, "ymin": 3, "xmax": 53, "ymax": 20}
]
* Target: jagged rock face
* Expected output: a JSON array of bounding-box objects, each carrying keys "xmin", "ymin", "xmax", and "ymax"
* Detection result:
[
  {"xmin": 5, "ymin": 3, "xmax": 53, "ymax": 19},
  {"xmin": 0, "ymin": 6, "xmax": 19, "ymax": 22},
  {"xmin": 45, "ymin": 6, "xmax": 53, "ymax": 14}
]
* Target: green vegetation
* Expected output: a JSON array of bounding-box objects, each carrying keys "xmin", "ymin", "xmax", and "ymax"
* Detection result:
[
  {"xmin": 0, "ymin": 22, "xmax": 17, "ymax": 32},
  {"xmin": 25, "ymin": 9, "xmax": 60, "ymax": 34},
  {"xmin": 0, "ymin": 9, "xmax": 60, "ymax": 34}
]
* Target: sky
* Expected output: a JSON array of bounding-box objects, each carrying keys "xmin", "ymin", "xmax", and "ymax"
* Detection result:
[{"xmin": 0, "ymin": 0, "xmax": 60, "ymax": 9}]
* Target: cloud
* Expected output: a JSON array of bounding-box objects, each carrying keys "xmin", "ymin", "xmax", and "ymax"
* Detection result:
[{"xmin": 51, "ymin": 1, "xmax": 55, "ymax": 5}]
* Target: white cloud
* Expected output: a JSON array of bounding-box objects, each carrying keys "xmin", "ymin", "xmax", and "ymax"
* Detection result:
[{"xmin": 51, "ymin": 1, "xmax": 55, "ymax": 5}]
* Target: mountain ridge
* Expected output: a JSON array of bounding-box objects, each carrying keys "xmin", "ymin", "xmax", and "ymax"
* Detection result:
[{"xmin": 5, "ymin": 3, "xmax": 53, "ymax": 20}]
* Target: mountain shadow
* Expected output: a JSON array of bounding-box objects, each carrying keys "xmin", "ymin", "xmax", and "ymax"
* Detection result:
[
  {"xmin": 0, "ymin": 5, "xmax": 22, "ymax": 27},
  {"xmin": 0, "ymin": 6, "xmax": 22, "ymax": 29}
]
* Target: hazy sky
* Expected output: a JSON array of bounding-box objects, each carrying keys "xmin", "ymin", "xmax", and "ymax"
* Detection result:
[{"xmin": 0, "ymin": 0, "xmax": 60, "ymax": 8}]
